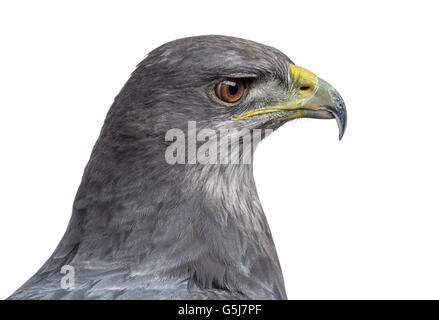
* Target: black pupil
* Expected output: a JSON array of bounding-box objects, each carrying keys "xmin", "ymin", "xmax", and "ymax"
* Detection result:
[{"xmin": 228, "ymin": 82, "xmax": 239, "ymax": 95}]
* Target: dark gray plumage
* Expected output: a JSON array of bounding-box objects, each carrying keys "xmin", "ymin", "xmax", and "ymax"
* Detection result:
[{"xmin": 9, "ymin": 35, "xmax": 346, "ymax": 300}]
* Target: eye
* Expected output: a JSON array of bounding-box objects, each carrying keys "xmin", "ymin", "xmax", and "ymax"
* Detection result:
[{"xmin": 214, "ymin": 78, "xmax": 247, "ymax": 104}]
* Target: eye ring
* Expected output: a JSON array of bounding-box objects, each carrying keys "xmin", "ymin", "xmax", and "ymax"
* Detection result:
[{"xmin": 214, "ymin": 78, "xmax": 247, "ymax": 104}]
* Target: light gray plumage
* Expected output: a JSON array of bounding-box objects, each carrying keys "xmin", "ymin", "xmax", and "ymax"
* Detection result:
[{"xmin": 9, "ymin": 35, "xmax": 346, "ymax": 300}]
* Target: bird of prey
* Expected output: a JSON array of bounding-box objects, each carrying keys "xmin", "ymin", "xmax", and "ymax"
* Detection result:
[{"xmin": 9, "ymin": 35, "xmax": 346, "ymax": 300}]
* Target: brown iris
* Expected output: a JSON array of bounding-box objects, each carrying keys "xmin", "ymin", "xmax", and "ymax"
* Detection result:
[{"xmin": 214, "ymin": 79, "xmax": 247, "ymax": 104}]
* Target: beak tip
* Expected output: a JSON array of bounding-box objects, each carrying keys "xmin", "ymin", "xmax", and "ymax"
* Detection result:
[
  {"xmin": 337, "ymin": 117, "xmax": 347, "ymax": 141},
  {"xmin": 327, "ymin": 88, "xmax": 347, "ymax": 141},
  {"xmin": 338, "ymin": 118, "xmax": 347, "ymax": 140},
  {"xmin": 324, "ymin": 104, "xmax": 347, "ymax": 141}
]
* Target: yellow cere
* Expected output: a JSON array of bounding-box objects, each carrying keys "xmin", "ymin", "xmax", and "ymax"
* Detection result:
[
  {"xmin": 231, "ymin": 64, "xmax": 318, "ymax": 121},
  {"xmin": 288, "ymin": 64, "xmax": 317, "ymax": 99}
]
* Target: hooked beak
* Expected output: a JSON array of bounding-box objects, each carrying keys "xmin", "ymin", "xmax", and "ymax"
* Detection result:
[{"xmin": 232, "ymin": 64, "xmax": 347, "ymax": 140}]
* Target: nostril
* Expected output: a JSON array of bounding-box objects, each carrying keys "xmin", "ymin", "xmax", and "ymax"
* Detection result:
[{"xmin": 299, "ymin": 86, "xmax": 311, "ymax": 91}]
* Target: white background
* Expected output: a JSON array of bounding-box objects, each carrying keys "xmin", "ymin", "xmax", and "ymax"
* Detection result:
[{"xmin": 1, "ymin": 0, "xmax": 438, "ymax": 299}]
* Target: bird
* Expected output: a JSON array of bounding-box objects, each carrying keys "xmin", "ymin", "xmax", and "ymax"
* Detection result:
[{"xmin": 8, "ymin": 35, "xmax": 346, "ymax": 300}]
